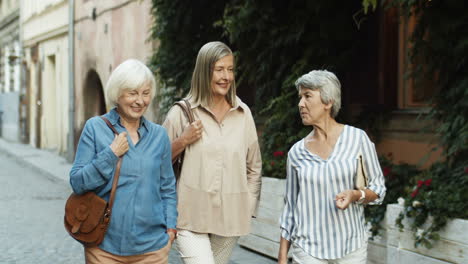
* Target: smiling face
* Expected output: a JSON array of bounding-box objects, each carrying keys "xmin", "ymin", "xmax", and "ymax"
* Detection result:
[
  {"xmin": 117, "ymin": 82, "xmax": 151, "ymax": 122},
  {"xmin": 298, "ymin": 87, "xmax": 332, "ymax": 126},
  {"xmin": 211, "ymin": 55, "xmax": 234, "ymax": 99}
]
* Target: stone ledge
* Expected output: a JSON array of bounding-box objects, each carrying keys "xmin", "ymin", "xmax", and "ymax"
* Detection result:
[
  {"xmin": 386, "ymin": 204, "xmax": 467, "ymax": 264},
  {"xmin": 242, "ymin": 179, "xmax": 467, "ymax": 264}
]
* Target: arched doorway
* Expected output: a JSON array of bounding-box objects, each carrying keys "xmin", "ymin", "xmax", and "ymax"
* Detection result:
[
  {"xmin": 75, "ymin": 70, "xmax": 106, "ymax": 149},
  {"xmin": 83, "ymin": 69, "xmax": 106, "ymax": 120}
]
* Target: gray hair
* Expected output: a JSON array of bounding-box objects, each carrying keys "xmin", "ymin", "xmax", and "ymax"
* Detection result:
[
  {"xmin": 295, "ymin": 70, "xmax": 342, "ymax": 118},
  {"xmin": 105, "ymin": 59, "xmax": 156, "ymax": 107},
  {"xmin": 187, "ymin": 41, "xmax": 237, "ymax": 107}
]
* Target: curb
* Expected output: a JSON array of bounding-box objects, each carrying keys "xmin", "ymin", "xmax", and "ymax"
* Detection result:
[{"xmin": 0, "ymin": 138, "xmax": 71, "ymax": 184}]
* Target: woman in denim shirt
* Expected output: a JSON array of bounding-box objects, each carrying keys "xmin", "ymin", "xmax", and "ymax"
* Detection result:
[{"xmin": 70, "ymin": 59, "xmax": 177, "ymax": 264}]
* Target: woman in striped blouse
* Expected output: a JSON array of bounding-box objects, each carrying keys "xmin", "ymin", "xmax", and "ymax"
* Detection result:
[{"xmin": 278, "ymin": 70, "xmax": 386, "ymax": 264}]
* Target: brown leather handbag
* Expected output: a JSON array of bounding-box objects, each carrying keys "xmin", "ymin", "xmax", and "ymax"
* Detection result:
[
  {"xmin": 64, "ymin": 116, "xmax": 122, "ymax": 247},
  {"xmin": 172, "ymin": 99, "xmax": 195, "ymax": 181}
]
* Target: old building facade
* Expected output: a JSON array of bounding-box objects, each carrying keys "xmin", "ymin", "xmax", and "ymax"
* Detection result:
[
  {"xmin": 0, "ymin": 0, "xmax": 21, "ymax": 142},
  {"xmin": 73, "ymin": 0, "xmax": 156, "ymax": 149},
  {"xmin": 18, "ymin": 0, "xmax": 156, "ymax": 159},
  {"xmin": 21, "ymin": 0, "xmax": 70, "ymax": 154}
]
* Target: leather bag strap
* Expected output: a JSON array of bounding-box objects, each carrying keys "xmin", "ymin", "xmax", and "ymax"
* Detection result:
[
  {"xmin": 172, "ymin": 100, "xmax": 195, "ymax": 168},
  {"xmin": 99, "ymin": 116, "xmax": 123, "ymax": 217},
  {"xmin": 174, "ymin": 99, "xmax": 195, "ymax": 124}
]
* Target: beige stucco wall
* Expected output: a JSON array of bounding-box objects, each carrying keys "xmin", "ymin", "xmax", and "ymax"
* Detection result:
[
  {"xmin": 22, "ymin": 0, "xmax": 68, "ymax": 46},
  {"xmin": 0, "ymin": 0, "xmax": 19, "ymax": 17},
  {"xmin": 22, "ymin": 0, "xmax": 69, "ymax": 153},
  {"xmin": 377, "ymin": 139, "xmax": 442, "ymax": 168},
  {"xmin": 39, "ymin": 36, "xmax": 69, "ymax": 153},
  {"xmin": 74, "ymin": 0, "xmax": 156, "ymax": 135},
  {"xmin": 24, "ymin": 50, "xmax": 38, "ymax": 147},
  {"xmin": 375, "ymin": 112, "xmax": 442, "ymax": 168}
]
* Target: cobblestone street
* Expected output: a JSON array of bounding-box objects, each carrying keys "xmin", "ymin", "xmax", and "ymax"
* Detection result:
[
  {"xmin": 0, "ymin": 152, "xmax": 184, "ymax": 264},
  {"xmin": 0, "ymin": 151, "xmax": 84, "ymax": 263},
  {"xmin": 0, "ymin": 150, "xmax": 275, "ymax": 264}
]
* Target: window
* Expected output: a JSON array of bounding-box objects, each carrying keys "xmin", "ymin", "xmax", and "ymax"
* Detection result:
[{"xmin": 398, "ymin": 14, "xmax": 437, "ymax": 109}]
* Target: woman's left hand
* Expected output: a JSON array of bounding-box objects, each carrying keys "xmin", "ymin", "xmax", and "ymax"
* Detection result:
[{"xmin": 335, "ymin": 190, "xmax": 358, "ymax": 210}]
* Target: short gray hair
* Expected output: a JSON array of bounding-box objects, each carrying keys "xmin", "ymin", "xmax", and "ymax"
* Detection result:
[
  {"xmin": 295, "ymin": 70, "xmax": 342, "ymax": 118},
  {"xmin": 105, "ymin": 59, "xmax": 156, "ymax": 107},
  {"xmin": 187, "ymin": 41, "xmax": 237, "ymax": 107}
]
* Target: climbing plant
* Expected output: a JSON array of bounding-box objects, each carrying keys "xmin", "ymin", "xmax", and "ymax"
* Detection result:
[
  {"xmin": 149, "ymin": 0, "xmax": 468, "ymax": 248},
  {"xmin": 367, "ymin": 0, "xmax": 468, "ymax": 248},
  {"xmin": 150, "ymin": 0, "xmax": 231, "ymax": 113}
]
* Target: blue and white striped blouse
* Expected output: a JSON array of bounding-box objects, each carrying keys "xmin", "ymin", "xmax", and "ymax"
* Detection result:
[{"xmin": 280, "ymin": 125, "xmax": 386, "ymax": 259}]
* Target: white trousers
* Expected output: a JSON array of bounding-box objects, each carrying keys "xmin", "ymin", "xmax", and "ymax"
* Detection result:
[
  {"xmin": 291, "ymin": 241, "xmax": 367, "ymax": 264},
  {"xmin": 175, "ymin": 229, "xmax": 239, "ymax": 264}
]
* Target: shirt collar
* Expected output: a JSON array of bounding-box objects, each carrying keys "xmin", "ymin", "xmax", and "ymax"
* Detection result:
[
  {"xmin": 189, "ymin": 96, "xmax": 247, "ymax": 112},
  {"xmin": 106, "ymin": 107, "xmax": 149, "ymax": 131}
]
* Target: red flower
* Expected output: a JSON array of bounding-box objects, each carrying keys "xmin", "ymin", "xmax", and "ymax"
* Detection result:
[
  {"xmin": 465, "ymin": 167, "xmax": 468, "ymax": 174},
  {"xmin": 383, "ymin": 167, "xmax": 392, "ymax": 177},
  {"xmin": 417, "ymin": 180, "xmax": 424, "ymax": 188},
  {"xmin": 271, "ymin": 161, "xmax": 275, "ymax": 166},
  {"xmin": 273, "ymin": 151, "xmax": 285, "ymax": 157},
  {"xmin": 411, "ymin": 189, "xmax": 419, "ymax": 198},
  {"xmin": 425, "ymin": 179, "xmax": 432, "ymax": 186}
]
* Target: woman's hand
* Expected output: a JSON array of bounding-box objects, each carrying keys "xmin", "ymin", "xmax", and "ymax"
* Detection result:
[
  {"xmin": 110, "ymin": 132, "xmax": 129, "ymax": 157},
  {"xmin": 180, "ymin": 120, "xmax": 203, "ymax": 146},
  {"xmin": 335, "ymin": 189, "xmax": 359, "ymax": 210},
  {"xmin": 167, "ymin": 229, "xmax": 177, "ymax": 244},
  {"xmin": 170, "ymin": 120, "xmax": 203, "ymax": 161}
]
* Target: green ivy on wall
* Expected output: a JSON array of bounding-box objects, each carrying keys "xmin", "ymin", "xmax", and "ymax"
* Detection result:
[
  {"xmin": 150, "ymin": 0, "xmax": 468, "ymax": 248},
  {"xmin": 220, "ymin": 0, "xmax": 370, "ymax": 179},
  {"xmin": 150, "ymin": 0, "xmax": 373, "ymax": 178},
  {"xmin": 367, "ymin": 0, "xmax": 468, "ymax": 247},
  {"xmin": 150, "ymin": 0, "xmax": 230, "ymax": 114}
]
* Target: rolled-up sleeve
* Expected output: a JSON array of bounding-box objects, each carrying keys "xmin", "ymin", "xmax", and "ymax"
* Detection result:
[
  {"xmin": 159, "ymin": 131, "xmax": 178, "ymax": 228},
  {"xmin": 280, "ymin": 155, "xmax": 299, "ymax": 241},
  {"xmin": 70, "ymin": 119, "xmax": 119, "ymax": 194},
  {"xmin": 361, "ymin": 131, "xmax": 386, "ymax": 204}
]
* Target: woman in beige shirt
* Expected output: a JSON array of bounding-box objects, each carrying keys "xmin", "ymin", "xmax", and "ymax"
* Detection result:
[{"xmin": 162, "ymin": 41, "xmax": 262, "ymax": 264}]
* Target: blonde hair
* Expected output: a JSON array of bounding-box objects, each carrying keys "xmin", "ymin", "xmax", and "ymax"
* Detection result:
[
  {"xmin": 187, "ymin": 41, "xmax": 237, "ymax": 106},
  {"xmin": 105, "ymin": 59, "xmax": 156, "ymax": 107},
  {"xmin": 295, "ymin": 70, "xmax": 342, "ymax": 118}
]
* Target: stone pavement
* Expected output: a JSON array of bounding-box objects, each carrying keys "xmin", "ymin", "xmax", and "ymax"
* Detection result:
[
  {"xmin": 0, "ymin": 151, "xmax": 84, "ymax": 263},
  {"xmin": 0, "ymin": 138, "xmax": 277, "ymax": 264}
]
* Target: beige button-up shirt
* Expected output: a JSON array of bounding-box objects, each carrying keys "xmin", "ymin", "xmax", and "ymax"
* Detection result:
[{"xmin": 162, "ymin": 96, "xmax": 262, "ymax": 236}]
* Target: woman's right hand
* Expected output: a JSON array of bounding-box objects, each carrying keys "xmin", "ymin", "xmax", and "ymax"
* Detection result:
[
  {"xmin": 110, "ymin": 132, "xmax": 129, "ymax": 157},
  {"xmin": 180, "ymin": 120, "xmax": 203, "ymax": 146}
]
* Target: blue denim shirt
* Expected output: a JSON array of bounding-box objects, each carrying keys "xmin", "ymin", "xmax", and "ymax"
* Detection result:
[{"xmin": 70, "ymin": 108, "xmax": 177, "ymax": 256}]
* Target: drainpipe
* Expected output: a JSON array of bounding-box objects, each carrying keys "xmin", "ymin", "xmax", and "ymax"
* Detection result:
[{"xmin": 67, "ymin": 0, "xmax": 75, "ymax": 162}]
